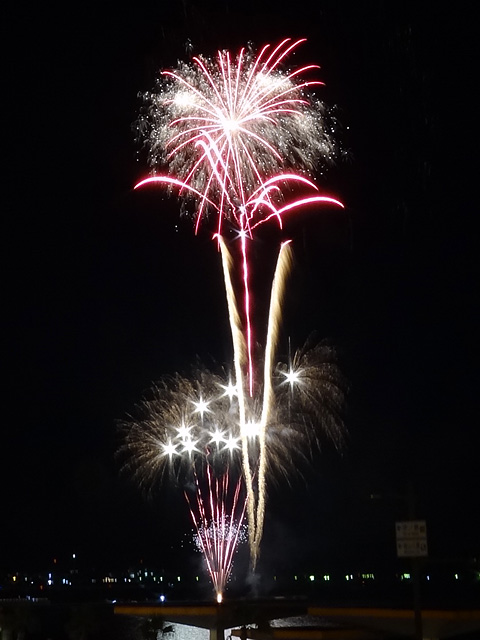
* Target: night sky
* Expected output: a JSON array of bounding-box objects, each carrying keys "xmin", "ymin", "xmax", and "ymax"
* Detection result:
[{"xmin": 3, "ymin": 2, "xmax": 478, "ymax": 577}]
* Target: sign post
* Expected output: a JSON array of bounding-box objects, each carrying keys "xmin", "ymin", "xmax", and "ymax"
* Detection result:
[
  {"xmin": 395, "ymin": 520, "xmax": 428, "ymax": 558},
  {"xmin": 396, "ymin": 520, "xmax": 427, "ymax": 640}
]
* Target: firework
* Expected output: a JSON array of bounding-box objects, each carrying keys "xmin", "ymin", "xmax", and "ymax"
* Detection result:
[
  {"xmin": 119, "ymin": 343, "xmax": 346, "ymax": 589},
  {"xmin": 119, "ymin": 369, "xmax": 246, "ymax": 600},
  {"xmin": 135, "ymin": 38, "xmax": 344, "ymax": 396},
  {"xmin": 135, "ymin": 38, "xmax": 339, "ymax": 233},
  {"xmin": 188, "ymin": 468, "xmax": 248, "ymax": 601},
  {"xmin": 133, "ymin": 38, "xmax": 345, "ymax": 570}
]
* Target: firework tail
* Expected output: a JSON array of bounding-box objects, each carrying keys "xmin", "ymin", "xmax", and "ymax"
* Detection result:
[
  {"xmin": 253, "ymin": 240, "xmax": 293, "ymax": 565},
  {"xmin": 218, "ymin": 236, "xmax": 256, "ymax": 555}
]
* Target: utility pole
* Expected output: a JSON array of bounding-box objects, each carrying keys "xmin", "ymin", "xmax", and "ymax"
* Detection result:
[{"xmin": 407, "ymin": 483, "xmax": 424, "ymax": 640}]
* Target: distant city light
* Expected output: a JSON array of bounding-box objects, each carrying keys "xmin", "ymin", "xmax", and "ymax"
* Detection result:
[{"xmin": 5, "ymin": 564, "xmax": 475, "ymax": 601}]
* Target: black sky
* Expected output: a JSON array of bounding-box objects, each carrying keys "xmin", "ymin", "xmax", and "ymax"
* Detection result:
[{"xmin": 3, "ymin": 2, "xmax": 479, "ymax": 575}]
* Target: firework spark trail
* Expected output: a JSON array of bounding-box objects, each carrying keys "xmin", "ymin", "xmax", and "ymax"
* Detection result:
[
  {"xmin": 186, "ymin": 466, "xmax": 247, "ymax": 601},
  {"xmin": 261, "ymin": 241, "xmax": 293, "ymax": 429},
  {"xmin": 239, "ymin": 227, "xmax": 254, "ymax": 396},
  {"xmin": 134, "ymin": 38, "xmax": 345, "ymax": 569}
]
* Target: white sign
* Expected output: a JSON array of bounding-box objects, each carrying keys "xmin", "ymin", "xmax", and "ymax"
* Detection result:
[{"xmin": 395, "ymin": 520, "xmax": 428, "ymax": 557}]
